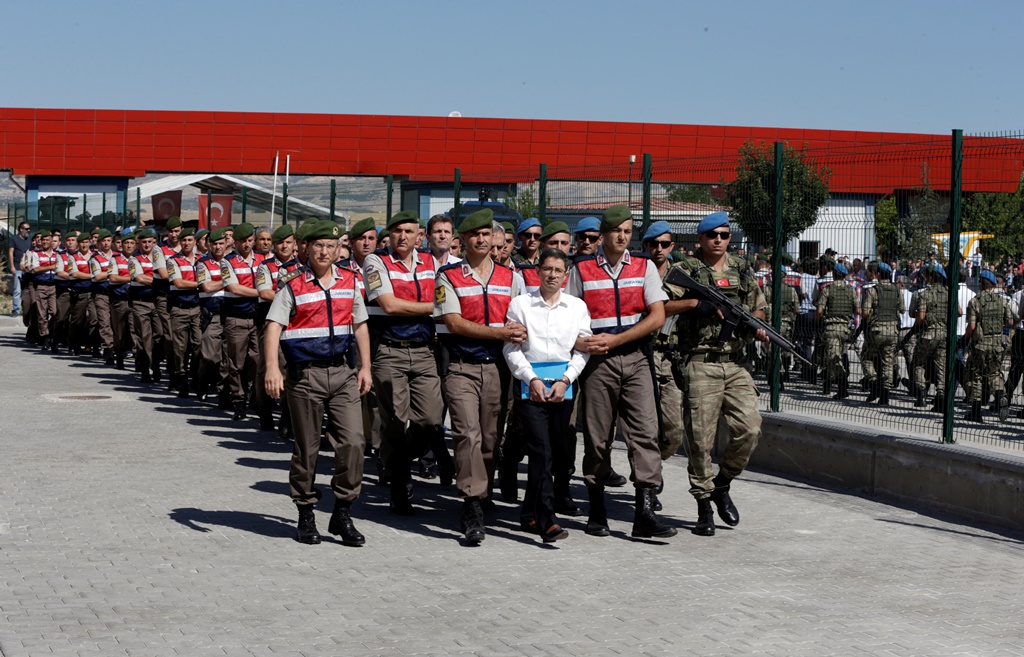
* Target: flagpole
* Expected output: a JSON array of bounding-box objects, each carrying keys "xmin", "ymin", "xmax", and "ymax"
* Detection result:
[{"xmin": 270, "ymin": 152, "xmax": 280, "ymax": 229}]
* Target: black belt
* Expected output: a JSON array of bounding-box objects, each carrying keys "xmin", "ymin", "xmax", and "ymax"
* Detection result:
[
  {"xmin": 295, "ymin": 356, "xmax": 348, "ymax": 369},
  {"xmin": 449, "ymin": 355, "xmax": 499, "ymax": 365},
  {"xmin": 380, "ymin": 337, "xmax": 430, "ymax": 349},
  {"xmin": 685, "ymin": 351, "xmax": 743, "ymax": 364}
]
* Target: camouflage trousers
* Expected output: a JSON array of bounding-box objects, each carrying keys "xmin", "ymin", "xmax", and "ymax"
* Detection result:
[
  {"xmin": 681, "ymin": 359, "xmax": 760, "ymax": 499},
  {"xmin": 653, "ymin": 349, "xmax": 684, "ymax": 460},
  {"xmin": 822, "ymin": 325, "xmax": 849, "ymax": 383},
  {"xmin": 861, "ymin": 325, "xmax": 898, "ymax": 388},
  {"xmin": 913, "ymin": 335, "xmax": 947, "ymax": 396},
  {"xmin": 966, "ymin": 340, "xmax": 1007, "ymax": 402}
]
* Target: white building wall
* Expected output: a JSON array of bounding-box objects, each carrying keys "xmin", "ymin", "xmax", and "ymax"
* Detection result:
[{"xmin": 787, "ymin": 197, "xmax": 876, "ymax": 260}]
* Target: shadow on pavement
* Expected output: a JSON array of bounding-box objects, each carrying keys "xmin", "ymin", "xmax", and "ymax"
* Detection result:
[{"xmin": 169, "ymin": 507, "xmax": 295, "ymax": 539}]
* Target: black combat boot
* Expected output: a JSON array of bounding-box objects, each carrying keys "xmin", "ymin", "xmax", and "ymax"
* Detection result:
[
  {"xmin": 258, "ymin": 408, "xmax": 275, "ymax": 431},
  {"xmin": 879, "ymin": 386, "xmax": 890, "ymax": 406},
  {"xmin": 823, "ymin": 378, "xmax": 832, "ymax": 397},
  {"xmin": 692, "ymin": 497, "xmax": 716, "ymax": 536},
  {"xmin": 115, "ymin": 351, "xmax": 124, "ymax": 370},
  {"xmin": 710, "ymin": 473, "xmax": 740, "ymax": 526},
  {"xmin": 296, "ymin": 505, "xmax": 321, "ymax": 545},
  {"xmin": 177, "ymin": 379, "xmax": 189, "ymax": 398},
  {"xmin": 585, "ymin": 484, "xmax": 610, "ymax": 536},
  {"xmin": 834, "ymin": 376, "xmax": 849, "ymax": 400},
  {"xmin": 865, "ymin": 379, "xmax": 878, "ymax": 403},
  {"xmin": 996, "ymin": 391, "xmax": 1009, "ymax": 423},
  {"xmin": 966, "ymin": 401, "xmax": 984, "ymax": 423},
  {"xmin": 152, "ymin": 362, "xmax": 162, "ymax": 382},
  {"xmin": 606, "ymin": 468, "xmax": 628, "ymax": 488},
  {"xmin": 631, "ymin": 488, "xmax": 677, "ymax": 538},
  {"xmin": 914, "ymin": 390, "xmax": 926, "ymax": 408},
  {"xmin": 930, "ymin": 394, "xmax": 944, "ymax": 413},
  {"xmin": 389, "ymin": 479, "xmax": 415, "ymax": 516},
  {"xmin": 232, "ymin": 402, "xmax": 247, "ymax": 421},
  {"xmin": 460, "ymin": 498, "xmax": 486, "ymax": 546},
  {"xmin": 328, "ymin": 501, "xmax": 365, "ymax": 547}
]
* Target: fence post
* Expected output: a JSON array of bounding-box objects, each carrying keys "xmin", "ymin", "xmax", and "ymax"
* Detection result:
[
  {"xmin": 82, "ymin": 194, "xmax": 87, "ymax": 231},
  {"xmin": 282, "ymin": 182, "xmax": 289, "ymax": 225},
  {"xmin": 136, "ymin": 187, "xmax": 141, "ymax": 224},
  {"xmin": 770, "ymin": 142, "xmax": 785, "ymax": 412},
  {"xmin": 386, "ymin": 175, "xmax": 393, "ymax": 221},
  {"xmin": 640, "ymin": 154, "xmax": 653, "ymax": 239},
  {"xmin": 241, "ymin": 188, "xmax": 248, "ymax": 224},
  {"xmin": 453, "ymin": 168, "xmax": 462, "ymax": 225},
  {"xmin": 942, "ymin": 129, "xmax": 964, "ymax": 444},
  {"xmin": 206, "ymin": 191, "xmax": 212, "ymax": 230},
  {"xmin": 538, "ymin": 163, "xmax": 547, "ymax": 224},
  {"xmin": 329, "ymin": 179, "xmax": 337, "ymax": 223}
]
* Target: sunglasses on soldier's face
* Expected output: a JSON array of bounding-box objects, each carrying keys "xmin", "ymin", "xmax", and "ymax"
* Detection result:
[
  {"xmin": 577, "ymin": 234, "xmax": 600, "ymax": 243},
  {"xmin": 647, "ymin": 240, "xmax": 672, "ymax": 249},
  {"xmin": 704, "ymin": 231, "xmax": 730, "ymax": 240}
]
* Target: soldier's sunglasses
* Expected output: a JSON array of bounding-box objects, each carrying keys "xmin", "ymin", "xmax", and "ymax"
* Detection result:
[
  {"xmin": 647, "ymin": 240, "xmax": 673, "ymax": 249},
  {"xmin": 704, "ymin": 231, "xmax": 730, "ymax": 240},
  {"xmin": 576, "ymin": 234, "xmax": 600, "ymax": 243}
]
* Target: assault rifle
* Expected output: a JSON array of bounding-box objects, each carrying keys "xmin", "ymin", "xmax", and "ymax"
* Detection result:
[{"xmin": 665, "ymin": 267, "xmax": 813, "ymax": 368}]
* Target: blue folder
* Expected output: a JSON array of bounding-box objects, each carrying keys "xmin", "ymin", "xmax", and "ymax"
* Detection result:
[{"xmin": 521, "ymin": 361, "xmax": 573, "ymax": 400}]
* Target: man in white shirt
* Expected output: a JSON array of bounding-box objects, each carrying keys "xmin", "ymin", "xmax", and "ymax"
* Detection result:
[
  {"xmin": 427, "ymin": 214, "xmax": 461, "ymax": 269},
  {"xmin": 504, "ymin": 248, "xmax": 591, "ymax": 543}
]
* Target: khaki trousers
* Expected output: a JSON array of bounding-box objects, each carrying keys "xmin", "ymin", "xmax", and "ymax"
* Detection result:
[
  {"xmin": 110, "ymin": 297, "xmax": 131, "ymax": 354},
  {"xmin": 131, "ymin": 299, "xmax": 156, "ymax": 371},
  {"xmin": 55, "ymin": 288, "xmax": 71, "ymax": 346},
  {"xmin": 33, "ymin": 285, "xmax": 56, "ymax": 337},
  {"xmin": 68, "ymin": 289, "xmax": 92, "ymax": 351},
  {"xmin": 223, "ymin": 316, "xmax": 258, "ymax": 403},
  {"xmin": 287, "ymin": 362, "xmax": 364, "ymax": 505},
  {"xmin": 170, "ymin": 304, "xmax": 202, "ymax": 379},
  {"xmin": 92, "ymin": 292, "xmax": 113, "ymax": 350},
  {"xmin": 579, "ymin": 350, "xmax": 663, "ymax": 489},
  {"xmin": 682, "ymin": 360, "xmax": 761, "ymax": 498},
  {"xmin": 444, "ymin": 361, "xmax": 503, "ymax": 499},
  {"xmin": 153, "ymin": 294, "xmax": 171, "ymax": 365},
  {"xmin": 654, "ymin": 349, "xmax": 684, "ymax": 459}
]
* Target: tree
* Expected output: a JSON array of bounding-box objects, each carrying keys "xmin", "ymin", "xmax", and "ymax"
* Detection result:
[
  {"xmin": 962, "ymin": 170, "xmax": 1024, "ymax": 265},
  {"xmin": 503, "ymin": 184, "xmax": 549, "ymax": 222},
  {"xmin": 723, "ymin": 141, "xmax": 830, "ymax": 248},
  {"xmin": 662, "ymin": 183, "xmax": 716, "ymax": 205},
  {"xmin": 874, "ymin": 196, "xmax": 899, "ymax": 257},
  {"xmin": 902, "ymin": 164, "xmax": 950, "ymax": 262}
]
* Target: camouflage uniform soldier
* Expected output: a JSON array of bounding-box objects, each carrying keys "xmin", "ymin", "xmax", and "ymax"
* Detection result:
[
  {"xmin": 964, "ymin": 269, "xmax": 1014, "ymax": 422},
  {"xmin": 859, "ymin": 261, "xmax": 904, "ymax": 405},
  {"xmin": 912, "ymin": 265, "xmax": 951, "ymax": 413},
  {"xmin": 664, "ymin": 212, "xmax": 769, "ymax": 537},
  {"xmin": 815, "ymin": 262, "xmax": 858, "ymax": 399},
  {"xmin": 776, "ymin": 256, "xmax": 801, "ymax": 380}
]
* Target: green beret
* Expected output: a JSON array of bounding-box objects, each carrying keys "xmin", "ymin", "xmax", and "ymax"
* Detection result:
[
  {"xmin": 304, "ymin": 220, "xmax": 343, "ymax": 242},
  {"xmin": 295, "ymin": 219, "xmax": 317, "ymax": 242},
  {"xmin": 348, "ymin": 217, "xmax": 377, "ymax": 240},
  {"xmin": 121, "ymin": 233, "xmax": 136, "ymax": 242},
  {"xmin": 209, "ymin": 227, "xmax": 229, "ymax": 243},
  {"xmin": 94, "ymin": 229, "xmax": 112, "ymax": 240},
  {"xmin": 541, "ymin": 221, "xmax": 571, "ymax": 240},
  {"xmin": 165, "ymin": 217, "xmax": 182, "ymax": 230},
  {"xmin": 823, "ymin": 256, "xmax": 836, "ymax": 266},
  {"xmin": 195, "ymin": 229, "xmax": 209, "ymax": 241},
  {"xmin": 64, "ymin": 231, "xmax": 79, "ymax": 239},
  {"xmin": 179, "ymin": 228, "xmax": 195, "ymax": 238},
  {"xmin": 780, "ymin": 252, "xmax": 795, "ymax": 265},
  {"xmin": 600, "ymin": 205, "xmax": 632, "ymax": 232},
  {"xmin": 386, "ymin": 210, "xmax": 420, "ymax": 230},
  {"xmin": 136, "ymin": 229, "xmax": 157, "ymax": 240},
  {"xmin": 233, "ymin": 222, "xmax": 255, "ymax": 240},
  {"xmin": 272, "ymin": 224, "xmax": 294, "ymax": 243},
  {"xmin": 500, "ymin": 221, "xmax": 515, "ymax": 235},
  {"xmin": 34, "ymin": 229, "xmax": 49, "ymax": 239},
  {"xmin": 756, "ymin": 253, "xmax": 769, "ymax": 263},
  {"xmin": 457, "ymin": 208, "xmax": 494, "ymax": 234}
]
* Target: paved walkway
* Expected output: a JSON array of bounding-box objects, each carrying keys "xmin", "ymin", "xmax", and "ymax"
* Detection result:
[{"xmin": 2, "ymin": 326, "xmax": 1024, "ymax": 657}]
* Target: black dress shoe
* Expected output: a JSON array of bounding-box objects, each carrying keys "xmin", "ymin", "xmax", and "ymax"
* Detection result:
[
  {"xmin": 542, "ymin": 524, "xmax": 569, "ymax": 543},
  {"xmin": 519, "ymin": 519, "xmax": 538, "ymax": 534},
  {"xmin": 554, "ymin": 496, "xmax": 582, "ymax": 517},
  {"xmin": 328, "ymin": 503, "xmax": 365, "ymax": 547},
  {"xmin": 418, "ymin": 458, "xmax": 439, "ymax": 480},
  {"xmin": 606, "ymin": 469, "xmax": 628, "ymax": 488}
]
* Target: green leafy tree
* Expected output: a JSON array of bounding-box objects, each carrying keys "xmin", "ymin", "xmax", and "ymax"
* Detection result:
[
  {"xmin": 874, "ymin": 196, "xmax": 899, "ymax": 257},
  {"xmin": 962, "ymin": 170, "xmax": 1024, "ymax": 265},
  {"xmin": 903, "ymin": 164, "xmax": 949, "ymax": 261},
  {"xmin": 723, "ymin": 141, "xmax": 830, "ymax": 248},
  {"xmin": 503, "ymin": 184, "xmax": 549, "ymax": 223},
  {"xmin": 662, "ymin": 183, "xmax": 716, "ymax": 205}
]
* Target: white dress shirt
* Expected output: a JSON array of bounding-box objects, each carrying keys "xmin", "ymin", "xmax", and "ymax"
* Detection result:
[{"xmin": 503, "ymin": 289, "xmax": 592, "ymax": 386}]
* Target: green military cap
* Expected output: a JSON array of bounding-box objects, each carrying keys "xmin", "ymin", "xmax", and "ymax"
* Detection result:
[
  {"xmin": 34, "ymin": 229, "xmax": 49, "ymax": 239},
  {"xmin": 600, "ymin": 205, "xmax": 632, "ymax": 232},
  {"xmin": 179, "ymin": 227, "xmax": 195, "ymax": 238},
  {"xmin": 94, "ymin": 229, "xmax": 112, "ymax": 240},
  {"xmin": 121, "ymin": 232, "xmax": 136, "ymax": 241},
  {"xmin": 304, "ymin": 220, "xmax": 343, "ymax": 241},
  {"xmin": 348, "ymin": 217, "xmax": 376, "ymax": 240},
  {"xmin": 208, "ymin": 227, "xmax": 229, "ymax": 242},
  {"xmin": 457, "ymin": 208, "xmax": 494, "ymax": 234},
  {"xmin": 756, "ymin": 253, "xmax": 769, "ymax": 263},
  {"xmin": 780, "ymin": 251, "xmax": 795, "ymax": 265},
  {"xmin": 64, "ymin": 230, "xmax": 79, "ymax": 239},
  {"xmin": 195, "ymin": 228, "xmax": 209, "ymax": 241},
  {"xmin": 541, "ymin": 221, "xmax": 571, "ymax": 240},
  {"xmin": 272, "ymin": 224, "xmax": 294, "ymax": 243},
  {"xmin": 386, "ymin": 209, "xmax": 420, "ymax": 230},
  {"xmin": 296, "ymin": 219, "xmax": 317, "ymax": 242},
  {"xmin": 165, "ymin": 216, "xmax": 182, "ymax": 230},
  {"xmin": 233, "ymin": 222, "xmax": 255, "ymax": 240},
  {"xmin": 500, "ymin": 221, "xmax": 515, "ymax": 235},
  {"xmin": 136, "ymin": 229, "xmax": 157, "ymax": 240},
  {"xmin": 823, "ymin": 256, "xmax": 836, "ymax": 266}
]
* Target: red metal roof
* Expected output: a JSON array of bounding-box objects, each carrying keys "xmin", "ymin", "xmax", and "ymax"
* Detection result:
[{"xmin": 0, "ymin": 107, "xmax": 1019, "ymax": 193}]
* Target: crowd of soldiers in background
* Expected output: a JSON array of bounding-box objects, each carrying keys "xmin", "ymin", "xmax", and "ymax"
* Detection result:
[{"xmin": 748, "ymin": 247, "xmax": 1023, "ymax": 424}]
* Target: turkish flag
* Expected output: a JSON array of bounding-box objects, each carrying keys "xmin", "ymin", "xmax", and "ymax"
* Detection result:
[
  {"xmin": 198, "ymin": 194, "xmax": 234, "ymax": 229},
  {"xmin": 151, "ymin": 190, "xmax": 182, "ymax": 225}
]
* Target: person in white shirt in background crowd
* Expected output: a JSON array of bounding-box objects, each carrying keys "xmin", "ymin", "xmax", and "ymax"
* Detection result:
[
  {"xmin": 955, "ymin": 267, "xmax": 977, "ymax": 393},
  {"xmin": 895, "ymin": 275, "xmax": 916, "ymax": 391},
  {"xmin": 504, "ymin": 248, "xmax": 591, "ymax": 543}
]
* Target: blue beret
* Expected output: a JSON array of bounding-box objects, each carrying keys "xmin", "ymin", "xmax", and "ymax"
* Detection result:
[
  {"xmin": 517, "ymin": 218, "xmax": 541, "ymax": 235},
  {"xmin": 834, "ymin": 263, "xmax": 848, "ymax": 276},
  {"xmin": 642, "ymin": 221, "xmax": 672, "ymax": 244},
  {"xmin": 931, "ymin": 264, "xmax": 947, "ymax": 279},
  {"xmin": 573, "ymin": 217, "xmax": 601, "ymax": 234},
  {"xmin": 878, "ymin": 262, "xmax": 892, "ymax": 274},
  {"xmin": 697, "ymin": 211, "xmax": 729, "ymax": 234},
  {"xmin": 980, "ymin": 269, "xmax": 997, "ymax": 285}
]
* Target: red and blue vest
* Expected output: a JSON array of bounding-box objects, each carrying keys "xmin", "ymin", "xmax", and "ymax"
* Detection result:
[
  {"xmin": 69, "ymin": 251, "xmax": 93, "ymax": 292},
  {"xmin": 33, "ymin": 249, "xmax": 59, "ymax": 285},
  {"xmin": 109, "ymin": 252, "xmax": 130, "ymax": 299},
  {"xmin": 153, "ymin": 243, "xmax": 178, "ymax": 295},
  {"xmin": 517, "ymin": 263, "xmax": 568, "ymax": 295},
  {"xmin": 278, "ymin": 265, "xmax": 357, "ymax": 364},
  {"xmin": 129, "ymin": 254, "xmax": 155, "ymax": 301},
  {"xmin": 575, "ymin": 251, "xmax": 649, "ymax": 336},
  {"xmin": 222, "ymin": 252, "xmax": 265, "ymax": 317},
  {"xmin": 366, "ymin": 248, "xmax": 435, "ymax": 343},
  {"xmin": 168, "ymin": 253, "xmax": 200, "ymax": 307},
  {"xmin": 259, "ymin": 257, "xmax": 299, "ymax": 299},
  {"xmin": 197, "ymin": 254, "xmax": 224, "ymax": 313},
  {"xmin": 437, "ymin": 261, "xmax": 514, "ymax": 362},
  {"xmin": 89, "ymin": 252, "xmax": 111, "ymax": 292}
]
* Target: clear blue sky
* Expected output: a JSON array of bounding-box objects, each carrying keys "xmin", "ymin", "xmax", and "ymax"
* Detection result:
[{"xmin": 3, "ymin": 0, "xmax": 1020, "ymax": 135}]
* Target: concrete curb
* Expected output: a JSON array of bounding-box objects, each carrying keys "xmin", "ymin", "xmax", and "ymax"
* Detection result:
[{"xmin": 751, "ymin": 411, "xmax": 1024, "ymax": 530}]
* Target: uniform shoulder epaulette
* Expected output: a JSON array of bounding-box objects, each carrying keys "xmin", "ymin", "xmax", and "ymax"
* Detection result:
[
  {"xmin": 278, "ymin": 266, "xmax": 305, "ymax": 286},
  {"xmin": 336, "ymin": 258, "xmax": 352, "ymax": 268},
  {"xmin": 334, "ymin": 262, "xmax": 355, "ymax": 275},
  {"xmin": 437, "ymin": 261, "xmax": 461, "ymax": 275},
  {"xmin": 573, "ymin": 254, "xmax": 597, "ymax": 264},
  {"xmin": 372, "ymin": 247, "xmax": 390, "ymax": 257}
]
